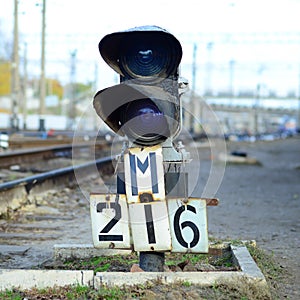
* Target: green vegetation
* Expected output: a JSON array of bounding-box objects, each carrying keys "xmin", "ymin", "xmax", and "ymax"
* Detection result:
[
  {"xmin": 246, "ymin": 242, "xmax": 285, "ymax": 299},
  {"xmin": 58, "ymin": 249, "xmax": 235, "ymax": 274},
  {"xmin": 0, "ymin": 278, "xmax": 272, "ymax": 300},
  {"xmin": 0, "ymin": 241, "xmax": 284, "ymax": 299},
  {"xmin": 62, "ymin": 254, "xmax": 139, "ymax": 273}
]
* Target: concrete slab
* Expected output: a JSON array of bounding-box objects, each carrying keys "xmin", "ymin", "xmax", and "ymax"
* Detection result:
[
  {"xmin": 94, "ymin": 245, "xmax": 268, "ymax": 289},
  {"xmin": 231, "ymin": 245, "xmax": 265, "ymax": 280},
  {"xmin": 53, "ymin": 243, "xmax": 268, "ymax": 289},
  {"xmin": 219, "ymin": 152, "xmax": 261, "ymax": 165},
  {"xmin": 0, "ymin": 269, "xmax": 94, "ymax": 290},
  {"xmin": 0, "ymin": 242, "xmax": 269, "ymax": 294},
  {"xmin": 95, "ymin": 271, "xmax": 244, "ymax": 287}
]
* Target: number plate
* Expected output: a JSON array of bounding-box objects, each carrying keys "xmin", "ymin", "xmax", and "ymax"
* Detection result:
[
  {"xmin": 124, "ymin": 146, "xmax": 165, "ymax": 204},
  {"xmin": 129, "ymin": 202, "xmax": 171, "ymax": 252},
  {"xmin": 90, "ymin": 194, "xmax": 208, "ymax": 253},
  {"xmin": 168, "ymin": 199, "xmax": 208, "ymax": 253},
  {"xmin": 90, "ymin": 194, "xmax": 131, "ymax": 249}
]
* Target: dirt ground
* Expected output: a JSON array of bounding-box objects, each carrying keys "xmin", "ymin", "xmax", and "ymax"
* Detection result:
[
  {"xmin": 0, "ymin": 136, "xmax": 299, "ymax": 299},
  {"xmin": 206, "ymin": 136, "xmax": 300, "ymax": 299}
]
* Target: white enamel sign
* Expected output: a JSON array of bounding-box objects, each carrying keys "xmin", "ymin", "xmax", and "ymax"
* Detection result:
[
  {"xmin": 90, "ymin": 195, "xmax": 208, "ymax": 252},
  {"xmin": 129, "ymin": 201, "xmax": 171, "ymax": 252},
  {"xmin": 124, "ymin": 146, "xmax": 165, "ymax": 204},
  {"xmin": 168, "ymin": 199, "xmax": 208, "ymax": 253},
  {"xmin": 90, "ymin": 194, "xmax": 131, "ymax": 249}
]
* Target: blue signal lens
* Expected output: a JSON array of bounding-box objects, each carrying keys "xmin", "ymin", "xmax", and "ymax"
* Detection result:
[
  {"xmin": 120, "ymin": 37, "xmax": 172, "ymax": 79},
  {"xmin": 122, "ymin": 99, "xmax": 169, "ymax": 145},
  {"xmin": 138, "ymin": 50, "xmax": 153, "ymax": 64}
]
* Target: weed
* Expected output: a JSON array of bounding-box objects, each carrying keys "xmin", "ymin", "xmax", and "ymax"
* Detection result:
[
  {"xmin": 95, "ymin": 262, "xmax": 111, "ymax": 272},
  {"xmin": 61, "ymin": 249, "xmax": 234, "ymax": 273},
  {"xmin": 62, "ymin": 254, "xmax": 138, "ymax": 273},
  {"xmin": 247, "ymin": 244, "xmax": 283, "ymax": 281},
  {"xmin": 182, "ymin": 281, "xmax": 192, "ymax": 287},
  {"xmin": 0, "ymin": 289, "xmax": 23, "ymax": 300},
  {"xmin": 1, "ymin": 241, "xmax": 283, "ymax": 299},
  {"xmin": 74, "ymin": 284, "xmax": 90, "ymax": 294},
  {"xmin": 213, "ymin": 253, "xmax": 233, "ymax": 267}
]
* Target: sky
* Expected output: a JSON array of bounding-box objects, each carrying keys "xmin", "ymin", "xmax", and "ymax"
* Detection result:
[
  {"xmin": 0, "ymin": 0, "xmax": 300, "ymax": 95},
  {"xmin": 2, "ymin": 0, "xmax": 298, "ymax": 35}
]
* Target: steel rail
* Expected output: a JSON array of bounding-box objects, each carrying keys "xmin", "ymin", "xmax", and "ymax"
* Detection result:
[
  {"xmin": 0, "ymin": 142, "xmax": 111, "ymax": 168},
  {"xmin": 0, "ymin": 156, "xmax": 114, "ymax": 193}
]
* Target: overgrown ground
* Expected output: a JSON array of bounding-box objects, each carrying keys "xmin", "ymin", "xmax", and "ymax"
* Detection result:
[
  {"xmin": 0, "ymin": 137, "xmax": 299, "ymax": 299},
  {"xmin": 45, "ymin": 243, "xmax": 237, "ymax": 273},
  {"xmin": 0, "ymin": 243, "xmax": 283, "ymax": 299},
  {"xmin": 0, "ymin": 282, "xmax": 271, "ymax": 300}
]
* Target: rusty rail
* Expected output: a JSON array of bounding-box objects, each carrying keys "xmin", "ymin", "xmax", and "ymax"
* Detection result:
[{"xmin": 0, "ymin": 142, "xmax": 111, "ymax": 168}]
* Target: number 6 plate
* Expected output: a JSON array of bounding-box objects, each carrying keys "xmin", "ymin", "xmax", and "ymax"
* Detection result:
[{"xmin": 168, "ymin": 199, "xmax": 208, "ymax": 253}]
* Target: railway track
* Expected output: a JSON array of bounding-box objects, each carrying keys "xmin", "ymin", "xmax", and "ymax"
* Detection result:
[
  {"xmin": 0, "ymin": 165, "xmax": 107, "ymax": 269},
  {"xmin": 0, "ymin": 141, "xmax": 113, "ymax": 169},
  {"xmin": 0, "ymin": 134, "xmax": 204, "ymax": 218},
  {"xmin": 6, "ymin": 130, "xmax": 99, "ymax": 149},
  {"xmin": 0, "ymin": 155, "xmax": 115, "ymax": 216},
  {"xmin": 0, "ymin": 133, "xmax": 199, "ymax": 216},
  {"xmin": 0, "ymin": 142, "xmax": 117, "ymax": 268},
  {"xmin": 0, "ymin": 135, "xmax": 202, "ymax": 269}
]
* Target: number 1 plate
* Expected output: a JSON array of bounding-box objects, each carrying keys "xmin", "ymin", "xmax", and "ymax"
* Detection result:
[{"xmin": 129, "ymin": 201, "xmax": 171, "ymax": 252}]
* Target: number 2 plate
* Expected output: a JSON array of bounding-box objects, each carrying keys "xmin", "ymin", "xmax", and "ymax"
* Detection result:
[{"xmin": 90, "ymin": 194, "xmax": 131, "ymax": 249}]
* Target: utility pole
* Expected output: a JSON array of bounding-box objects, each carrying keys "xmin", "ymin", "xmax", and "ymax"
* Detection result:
[
  {"xmin": 190, "ymin": 43, "xmax": 197, "ymax": 134},
  {"xmin": 94, "ymin": 62, "xmax": 98, "ymax": 91},
  {"xmin": 298, "ymin": 59, "xmax": 300, "ymax": 130},
  {"xmin": 205, "ymin": 42, "xmax": 214, "ymax": 96},
  {"xmin": 10, "ymin": 0, "xmax": 20, "ymax": 131},
  {"xmin": 23, "ymin": 43, "xmax": 28, "ymax": 130},
  {"xmin": 229, "ymin": 59, "xmax": 235, "ymax": 99},
  {"xmin": 192, "ymin": 44, "xmax": 197, "ymax": 94},
  {"xmin": 254, "ymin": 83, "xmax": 260, "ymax": 137},
  {"xmin": 39, "ymin": 0, "xmax": 46, "ymax": 131},
  {"xmin": 253, "ymin": 65, "xmax": 265, "ymax": 137},
  {"xmin": 93, "ymin": 62, "xmax": 98, "ymax": 131},
  {"xmin": 67, "ymin": 50, "xmax": 77, "ymax": 129}
]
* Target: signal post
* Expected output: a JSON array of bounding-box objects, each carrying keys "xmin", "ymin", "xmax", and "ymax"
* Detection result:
[{"xmin": 90, "ymin": 26, "xmax": 218, "ymax": 271}]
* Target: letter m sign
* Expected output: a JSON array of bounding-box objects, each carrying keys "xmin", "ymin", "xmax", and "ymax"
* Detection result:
[{"xmin": 124, "ymin": 146, "xmax": 165, "ymax": 204}]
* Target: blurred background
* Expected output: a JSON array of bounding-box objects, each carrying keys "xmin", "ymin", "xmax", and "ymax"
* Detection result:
[{"xmin": 0, "ymin": 0, "xmax": 299, "ymax": 140}]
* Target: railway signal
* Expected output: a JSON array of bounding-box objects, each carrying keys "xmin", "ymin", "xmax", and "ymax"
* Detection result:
[
  {"xmin": 90, "ymin": 25, "xmax": 218, "ymax": 271},
  {"xmin": 93, "ymin": 25, "xmax": 182, "ymax": 147}
]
